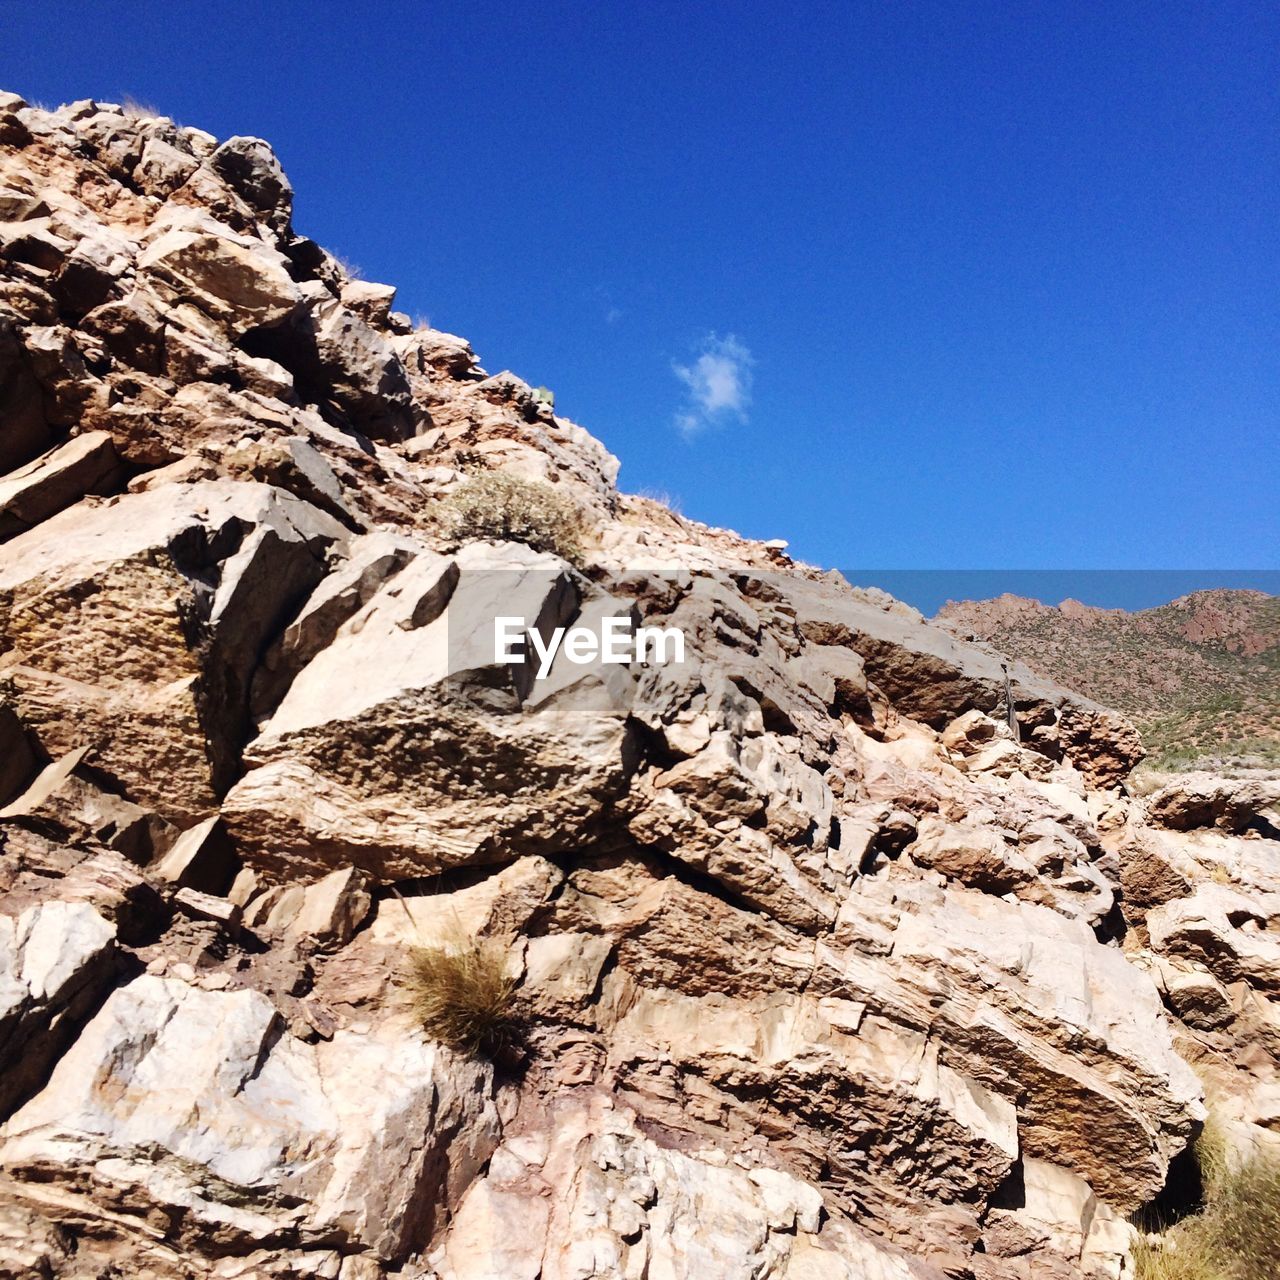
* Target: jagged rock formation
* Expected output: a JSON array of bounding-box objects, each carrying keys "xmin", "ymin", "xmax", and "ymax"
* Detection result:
[{"xmin": 0, "ymin": 93, "xmax": 1278, "ymax": 1279}]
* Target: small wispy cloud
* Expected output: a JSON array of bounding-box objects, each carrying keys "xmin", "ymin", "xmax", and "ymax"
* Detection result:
[
  {"xmin": 672, "ymin": 333, "xmax": 754, "ymax": 437},
  {"xmin": 589, "ymin": 285, "xmax": 623, "ymax": 326}
]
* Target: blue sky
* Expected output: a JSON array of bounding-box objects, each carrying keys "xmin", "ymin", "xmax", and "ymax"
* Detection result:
[{"xmin": 3, "ymin": 1, "xmax": 1277, "ymax": 598}]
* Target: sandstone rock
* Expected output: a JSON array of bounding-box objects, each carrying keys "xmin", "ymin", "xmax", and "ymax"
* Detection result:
[
  {"xmin": 136, "ymin": 133, "xmax": 199, "ymax": 196},
  {"xmin": 251, "ymin": 529, "xmax": 417, "ymax": 716},
  {"xmin": 0, "ymin": 746, "xmax": 174, "ymax": 863},
  {"xmin": 1147, "ymin": 773, "xmax": 1280, "ymax": 837},
  {"xmin": 1160, "ymin": 963, "xmax": 1236, "ymax": 1030},
  {"xmin": 0, "ymin": 94, "xmax": 1255, "ymax": 1280},
  {"xmin": 0, "ymin": 976, "xmax": 500, "ymax": 1263},
  {"xmin": 137, "ymin": 213, "xmax": 302, "ymax": 333},
  {"xmin": 984, "ymin": 1158, "xmax": 1131, "ymax": 1277},
  {"xmin": 0, "ymin": 480, "xmax": 345, "ymax": 821},
  {"xmin": 305, "ymin": 290, "xmax": 416, "ymax": 440},
  {"xmin": 173, "ymin": 884, "xmax": 243, "ymax": 927},
  {"xmin": 150, "ymin": 814, "xmax": 239, "ymax": 895},
  {"xmin": 826, "ymin": 883, "xmax": 1203, "ymax": 1208},
  {"xmin": 37, "ymin": 848, "xmax": 166, "ymax": 945},
  {"xmin": 246, "ymin": 865, "xmax": 374, "ymax": 949},
  {"xmin": 372, "ymin": 857, "xmax": 564, "ymax": 950},
  {"xmin": 782, "ymin": 575, "xmax": 1143, "ymax": 784},
  {"xmin": 341, "ymin": 279, "xmax": 398, "ymax": 328},
  {"xmin": 0, "ymin": 901, "xmax": 116, "ymax": 1117},
  {"xmin": 522, "ymin": 932, "xmax": 613, "ymax": 1020},
  {"xmin": 906, "ymin": 817, "xmax": 1036, "ymax": 893},
  {"xmin": 1147, "ymin": 883, "xmax": 1280, "ymax": 991},
  {"xmin": 208, "ymin": 135, "xmax": 294, "ymax": 233},
  {"xmin": 0, "ymin": 429, "xmax": 123, "ymax": 539},
  {"xmin": 429, "ymin": 1101, "xmax": 933, "ymax": 1280},
  {"xmin": 225, "ymin": 543, "xmax": 635, "ymax": 879},
  {"xmin": 51, "ymin": 227, "xmax": 134, "ymax": 317}
]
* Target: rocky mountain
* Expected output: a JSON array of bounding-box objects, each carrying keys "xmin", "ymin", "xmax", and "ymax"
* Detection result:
[
  {"xmin": 938, "ymin": 591, "xmax": 1280, "ymax": 771},
  {"xmin": 1, "ymin": 92, "xmax": 1279, "ymax": 1280}
]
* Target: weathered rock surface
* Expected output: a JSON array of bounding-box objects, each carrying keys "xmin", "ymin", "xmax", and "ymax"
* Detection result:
[
  {"xmin": 1146, "ymin": 771, "xmax": 1280, "ymax": 837},
  {"xmin": 0, "ymin": 429, "xmax": 122, "ymax": 539},
  {"xmin": 0, "ymin": 90, "xmax": 1274, "ymax": 1280},
  {"xmin": 0, "ymin": 975, "xmax": 499, "ymax": 1272},
  {"xmin": 0, "ymin": 901, "xmax": 116, "ymax": 1118}
]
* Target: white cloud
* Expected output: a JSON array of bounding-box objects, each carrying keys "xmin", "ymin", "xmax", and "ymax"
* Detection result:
[{"xmin": 672, "ymin": 333, "xmax": 753, "ymax": 436}]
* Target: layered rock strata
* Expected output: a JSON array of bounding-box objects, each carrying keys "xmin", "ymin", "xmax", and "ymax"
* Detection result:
[{"xmin": 0, "ymin": 93, "xmax": 1276, "ymax": 1279}]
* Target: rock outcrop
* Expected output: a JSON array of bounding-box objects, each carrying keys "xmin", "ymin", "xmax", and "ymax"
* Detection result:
[{"xmin": 0, "ymin": 92, "xmax": 1276, "ymax": 1279}]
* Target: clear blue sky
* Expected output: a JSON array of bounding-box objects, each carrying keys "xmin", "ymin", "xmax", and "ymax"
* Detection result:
[{"xmin": 3, "ymin": 1, "xmax": 1277, "ymax": 588}]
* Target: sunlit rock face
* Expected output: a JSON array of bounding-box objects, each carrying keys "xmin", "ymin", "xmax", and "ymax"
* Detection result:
[{"xmin": 1, "ymin": 90, "xmax": 1275, "ymax": 1280}]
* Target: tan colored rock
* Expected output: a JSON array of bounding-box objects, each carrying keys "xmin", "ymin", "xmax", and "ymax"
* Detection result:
[
  {"xmin": 1148, "ymin": 882, "xmax": 1280, "ymax": 991},
  {"xmin": 0, "ymin": 901, "xmax": 115, "ymax": 1117},
  {"xmin": 247, "ymin": 865, "xmax": 374, "ymax": 949},
  {"xmin": 983, "ymin": 1158, "xmax": 1131, "ymax": 1278},
  {"xmin": 907, "ymin": 816, "xmax": 1035, "ymax": 893},
  {"xmin": 0, "ymin": 479, "xmax": 345, "ymax": 821},
  {"xmin": 781, "ymin": 575, "xmax": 1143, "ymax": 784},
  {"xmin": 0, "ymin": 429, "xmax": 123, "ymax": 539},
  {"xmin": 429, "ymin": 1101, "xmax": 933, "ymax": 1280},
  {"xmin": 0, "ymin": 95, "xmax": 1253, "ymax": 1280},
  {"xmin": 136, "ymin": 213, "xmax": 301, "ymax": 333},
  {"xmin": 372, "ymin": 857, "xmax": 564, "ymax": 949},
  {"xmin": 1147, "ymin": 772, "xmax": 1280, "ymax": 836},
  {"xmin": 226, "ymin": 543, "xmax": 636, "ymax": 879},
  {"xmin": 150, "ymin": 814, "xmax": 239, "ymax": 895},
  {"xmin": 0, "ymin": 746, "xmax": 174, "ymax": 862},
  {"xmin": 0, "ymin": 976, "xmax": 500, "ymax": 1263}
]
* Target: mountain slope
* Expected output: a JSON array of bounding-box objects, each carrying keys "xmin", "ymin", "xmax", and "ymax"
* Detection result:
[
  {"xmin": 1, "ymin": 91, "xmax": 1279, "ymax": 1280},
  {"xmin": 938, "ymin": 591, "xmax": 1280, "ymax": 770}
]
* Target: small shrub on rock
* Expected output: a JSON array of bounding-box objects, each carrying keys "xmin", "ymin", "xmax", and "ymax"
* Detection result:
[
  {"xmin": 407, "ymin": 936, "xmax": 521, "ymax": 1057},
  {"xmin": 440, "ymin": 470, "xmax": 585, "ymax": 564}
]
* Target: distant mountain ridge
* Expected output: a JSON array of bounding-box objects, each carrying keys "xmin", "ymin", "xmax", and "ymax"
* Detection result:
[{"xmin": 937, "ymin": 589, "xmax": 1280, "ymax": 770}]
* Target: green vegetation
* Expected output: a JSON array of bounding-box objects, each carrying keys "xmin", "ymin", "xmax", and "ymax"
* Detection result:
[
  {"xmin": 407, "ymin": 935, "xmax": 522, "ymax": 1057},
  {"xmin": 1141, "ymin": 685, "xmax": 1280, "ymax": 772},
  {"xmin": 942, "ymin": 591, "xmax": 1280, "ymax": 774},
  {"xmin": 1134, "ymin": 1121, "xmax": 1280, "ymax": 1280},
  {"xmin": 440, "ymin": 470, "xmax": 586, "ymax": 564}
]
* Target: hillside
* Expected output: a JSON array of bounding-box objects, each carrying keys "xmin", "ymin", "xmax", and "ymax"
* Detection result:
[
  {"xmin": 1, "ymin": 92, "xmax": 1279, "ymax": 1280},
  {"xmin": 938, "ymin": 591, "xmax": 1280, "ymax": 771}
]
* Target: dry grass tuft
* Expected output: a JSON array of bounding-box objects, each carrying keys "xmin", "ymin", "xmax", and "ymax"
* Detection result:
[
  {"xmin": 120, "ymin": 96, "xmax": 164, "ymax": 121},
  {"xmin": 407, "ymin": 935, "xmax": 521, "ymax": 1056},
  {"xmin": 1134, "ymin": 1122, "xmax": 1280, "ymax": 1280},
  {"xmin": 440, "ymin": 470, "xmax": 586, "ymax": 564}
]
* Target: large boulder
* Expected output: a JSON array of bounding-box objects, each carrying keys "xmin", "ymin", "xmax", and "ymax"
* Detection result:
[
  {"xmin": 224, "ymin": 541, "xmax": 638, "ymax": 880},
  {"xmin": 0, "ymin": 480, "xmax": 345, "ymax": 821},
  {"xmin": 0, "ymin": 430, "xmax": 123, "ymax": 540},
  {"xmin": 1147, "ymin": 773, "xmax": 1280, "ymax": 837},
  {"xmin": 135, "ymin": 209, "xmax": 302, "ymax": 334},
  {"xmin": 0, "ymin": 975, "xmax": 500, "ymax": 1264}
]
